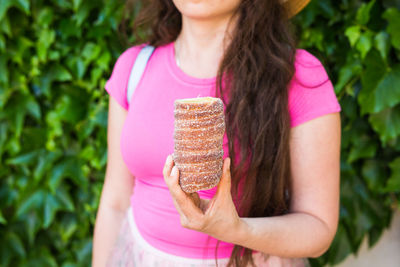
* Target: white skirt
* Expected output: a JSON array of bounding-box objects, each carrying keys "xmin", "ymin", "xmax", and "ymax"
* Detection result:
[{"xmin": 106, "ymin": 207, "xmax": 309, "ymax": 267}]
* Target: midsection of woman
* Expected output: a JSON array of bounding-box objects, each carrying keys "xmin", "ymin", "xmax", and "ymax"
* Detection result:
[
  {"xmin": 104, "ymin": 41, "xmax": 341, "ymax": 259},
  {"xmin": 114, "ymin": 43, "xmax": 235, "ymax": 258}
]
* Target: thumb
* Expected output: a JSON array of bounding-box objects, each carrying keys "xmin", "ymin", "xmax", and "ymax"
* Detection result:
[{"xmin": 216, "ymin": 157, "xmax": 231, "ymax": 196}]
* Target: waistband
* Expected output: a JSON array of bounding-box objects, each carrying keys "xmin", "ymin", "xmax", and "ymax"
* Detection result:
[{"xmin": 127, "ymin": 206, "xmax": 231, "ymax": 265}]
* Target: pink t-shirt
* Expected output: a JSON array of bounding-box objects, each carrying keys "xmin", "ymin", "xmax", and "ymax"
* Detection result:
[{"xmin": 104, "ymin": 42, "xmax": 341, "ymax": 259}]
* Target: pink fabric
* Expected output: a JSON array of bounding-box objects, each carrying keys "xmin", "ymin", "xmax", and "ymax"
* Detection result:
[
  {"xmin": 104, "ymin": 42, "xmax": 341, "ymax": 259},
  {"xmin": 106, "ymin": 206, "xmax": 308, "ymax": 267}
]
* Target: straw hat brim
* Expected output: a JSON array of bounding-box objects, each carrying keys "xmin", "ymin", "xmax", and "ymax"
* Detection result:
[{"xmin": 282, "ymin": 0, "xmax": 311, "ymax": 18}]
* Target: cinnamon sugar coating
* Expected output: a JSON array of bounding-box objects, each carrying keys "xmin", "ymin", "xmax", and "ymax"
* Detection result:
[
  {"xmin": 174, "ymin": 115, "xmax": 225, "ymax": 129},
  {"xmin": 173, "ymin": 123, "xmax": 225, "ymax": 140},
  {"xmin": 175, "ymin": 159, "xmax": 223, "ymax": 173},
  {"xmin": 174, "ymin": 138, "xmax": 223, "ymax": 151},
  {"xmin": 173, "ymin": 149, "xmax": 223, "ymax": 164},
  {"xmin": 174, "ymin": 96, "xmax": 223, "ymax": 111},
  {"xmin": 173, "ymin": 97, "xmax": 225, "ymax": 193},
  {"xmin": 179, "ymin": 170, "xmax": 223, "ymax": 193},
  {"xmin": 174, "ymin": 110, "xmax": 223, "ymax": 120}
]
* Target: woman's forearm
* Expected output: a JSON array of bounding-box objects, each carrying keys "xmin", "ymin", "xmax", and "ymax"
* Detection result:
[
  {"xmin": 92, "ymin": 202, "xmax": 127, "ymax": 267},
  {"xmin": 233, "ymin": 212, "xmax": 336, "ymax": 258}
]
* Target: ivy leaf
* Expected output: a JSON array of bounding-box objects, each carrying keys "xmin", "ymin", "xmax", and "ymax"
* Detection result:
[
  {"xmin": 361, "ymin": 160, "xmax": 386, "ymax": 192},
  {"xmin": 43, "ymin": 193, "xmax": 62, "ymax": 228},
  {"xmin": 82, "ymin": 42, "xmax": 102, "ymax": 66},
  {"xmin": 369, "ymin": 105, "xmax": 400, "ymax": 145},
  {"xmin": 55, "ymin": 187, "xmax": 75, "ymax": 212},
  {"xmin": 383, "ymin": 8, "xmax": 400, "ymax": 50},
  {"xmin": 25, "ymin": 211, "xmax": 41, "ymax": 245},
  {"xmin": 15, "ymin": 190, "xmax": 45, "ymax": 219},
  {"xmin": 0, "ymin": 34, "xmax": 5, "ymax": 52},
  {"xmin": 48, "ymin": 160, "xmax": 70, "ymax": 193},
  {"xmin": 335, "ymin": 59, "xmax": 362, "ymax": 94},
  {"xmin": 13, "ymin": 0, "xmax": 30, "ymax": 15},
  {"xmin": 37, "ymin": 7, "xmax": 54, "ymax": 28},
  {"xmin": 359, "ymin": 51, "xmax": 400, "ymax": 115},
  {"xmin": 0, "ymin": 122, "xmax": 7, "ymax": 161},
  {"xmin": 66, "ymin": 57, "xmax": 86, "ymax": 79},
  {"xmin": 0, "ymin": 210, "xmax": 6, "ymax": 224},
  {"xmin": 74, "ymin": 238, "xmax": 93, "ymax": 263},
  {"xmin": 359, "ymin": 50, "xmax": 386, "ymax": 111},
  {"xmin": 356, "ymin": 30, "xmax": 373, "ymax": 59},
  {"xmin": 356, "ymin": 0, "xmax": 376, "ymax": 25},
  {"xmin": 58, "ymin": 18, "xmax": 81, "ymax": 39},
  {"xmin": 6, "ymin": 232, "xmax": 26, "ymax": 258},
  {"xmin": 345, "ymin": 25, "xmax": 361, "ymax": 47},
  {"xmin": 0, "ymin": 0, "xmax": 13, "ymax": 21},
  {"xmin": 33, "ymin": 150, "xmax": 62, "ymax": 182},
  {"xmin": 25, "ymin": 95, "xmax": 41, "ymax": 120},
  {"xmin": 340, "ymin": 95, "xmax": 358, "ymax": 121},
  {"xmin": 53, "ymin": 93, "xmax": 87, "ymax": 124},
  {"xmin": 52, "ymin": 65, "xmax": 73, "ymax": 82},
  {"xmin": 52, "ymin": 0, "xmax": 72, "ymax": 10},
  {"xmin": 39, "ymin": 64, "xmax": 72, "ymax": 97},
  {"xmin": 72, "ymin": 0, "xmax": 83, "ymax": 10},
  {"xmin": 6, "ymin": 149, "xmax": 41, "ymax": 165},
  {"xmin": 370, "ymin": 65, "xmax": 400, "ymax": 113},
  {"xmin": 73, "ymin": 1, "xmax": 96, "ymax": 26},
  {"xmin": 97, "ymin": 51, "xmax": 111, "ymax": 71},
  {"xmin": 48, "ymin": 157, "xmax": 87, "ymax": 194},
  {"xmin": 386, "ymin": 157, "xmax": 400, "ymax": 192},
  {"xmin": 37, "ymin": 28, "xmax": 55, "ymax": 62},
  {"xmin": 374, "ymin": 31, "xmax": 390, "ymax": 60},
  {"xmin": 326, "ymin": 225, "xmax": 353, "ymax": 264},
  {"xmin": 0, "ymin": 54, "xmax": 8, "ymax": 84},
  {"xmin": 0, "ymin": 0, "xmax": 30, "ymax": 21},
  {"xmin": 348, "ymin": 135, "xmax": 377, "ymax": 163},
  {"xmin": 317, "ymin": 0, "xmax": 335, "ymax": 18},
  {"xmin": 14, "ymin": 36, "xmax": 34, "ymax": 65},
  {"xmin": 29, "ymin": 249, "xmax": 57, "ymax": 267},
  {"xmin": 3, "ymin": 92, "xmax": 41, "ymax": 137},
  {"xmin": 58, "ymin": 214, "xmax": 78, "ymax": 243},
  {"xmin": 20, "ymin": 127, "xmax": 47, "ymax": 152},
  {"xmin": 0, "ymin": 16, "xmax": 11, "ymax": 37},
  {"xmin": 354, "ymin": 204, "xmax": 373, "ymax": 244}
]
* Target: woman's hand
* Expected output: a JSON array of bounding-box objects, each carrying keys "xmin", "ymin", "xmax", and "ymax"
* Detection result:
[{"xmin": 163, "ymin": 155, "xmax": 244, "ymax": 244}]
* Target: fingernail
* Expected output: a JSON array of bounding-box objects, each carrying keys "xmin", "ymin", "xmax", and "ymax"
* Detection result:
[{"xmin": 172, "ymin": 166, "xmax": 178, "ymax": 176}]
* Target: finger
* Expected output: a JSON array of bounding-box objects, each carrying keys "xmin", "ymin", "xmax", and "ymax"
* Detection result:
[
  {"xmin": 167, "ymin": 166, "xmax": 192, "ymax": 207},
  {"xmin": 163, "ymin": 156, "xmax": 187, "ymax": 203},
  {"xmin": 168, "ymin": 167, "xmax": 204, "ymax": 221},
  {"xmin": 165, "ymin": 165, "xmax": 183, "ymax": 195},
  {"xmin": 163, "ymin": 154, "xmax": 173, "ymax": 181}
]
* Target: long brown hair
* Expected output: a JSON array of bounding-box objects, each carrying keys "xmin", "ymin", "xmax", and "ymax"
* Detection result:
[{"xmin": 120, "ymin": 0, "xmax": 297, "ymax": 266}]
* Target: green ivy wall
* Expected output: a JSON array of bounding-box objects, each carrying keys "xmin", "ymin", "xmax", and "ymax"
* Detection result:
[{"xmin": 0, "ymin": 0, "xmax": 399, "ymax": 266}]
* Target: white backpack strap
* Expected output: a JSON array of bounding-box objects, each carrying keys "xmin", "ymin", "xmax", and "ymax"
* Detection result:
[{"xmin": 127, "ymin": 45, "xmax": 155, "ymax": 105}]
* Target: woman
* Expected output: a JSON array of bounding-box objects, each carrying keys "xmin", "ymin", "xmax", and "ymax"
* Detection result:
[{"xmin": 92, "ymin": 0, "xmax": 341, "ymax": 266}]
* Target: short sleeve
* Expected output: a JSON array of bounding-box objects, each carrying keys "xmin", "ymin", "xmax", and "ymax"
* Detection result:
[
  {"xmin": 104, "ymin": 45, "xmax": 143, "ymax": 110},
  {"xmin": 288, "ymin": 49, "xmax": 341, "ymax": 127}
]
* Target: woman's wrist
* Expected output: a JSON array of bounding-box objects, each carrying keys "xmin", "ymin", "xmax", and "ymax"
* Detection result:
[
  {"xmin": 222, "ymin": 212, "xmax": 337, "ymax": 258},
  {"xmin": 222, "ymin": 217, "xmax": 252, "ymax": 246}
]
